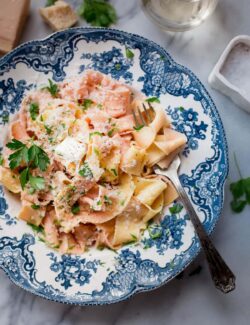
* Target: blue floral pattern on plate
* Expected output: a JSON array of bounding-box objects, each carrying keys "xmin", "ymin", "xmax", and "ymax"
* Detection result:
[
  {"xmin": 79, "ymin": 46, "xmax": 134, "ymax": 82},
  {"xmin": 48, "ymin": 253, "xmax": 100, "ymax": 289},
  {"xmin": 142, "ymin": 210, "xmax": 189, "ymax": 254},
  {"xmin": 0, "ymin": 28, "xmax": 228, "ymax": 305},
  {"xmin": 166, "ymin": 106, "xmax": 208, "ymax": 156}
]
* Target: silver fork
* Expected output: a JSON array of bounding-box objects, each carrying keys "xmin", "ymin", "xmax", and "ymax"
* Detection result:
[{"xmin": 132, "ymin": 104, "xmax": 236, "ymax": 293}]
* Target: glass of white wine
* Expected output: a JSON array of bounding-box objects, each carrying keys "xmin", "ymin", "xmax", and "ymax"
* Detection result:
[{"xmin": 141, "ymin": 0, "xmax": 218, "ymax": 32}]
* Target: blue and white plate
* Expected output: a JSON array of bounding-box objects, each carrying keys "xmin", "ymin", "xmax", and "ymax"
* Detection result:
[{"xmin": 0, "ymin": 28, "xmax": 228, "ymax": 305}]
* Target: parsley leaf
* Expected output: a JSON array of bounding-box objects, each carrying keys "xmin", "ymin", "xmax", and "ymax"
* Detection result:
[
  {"xmin": 29, "ymin": 175, "xmax": 45, "ymax": 191},
  {"xmin": 169, "ymin": 203, "xmax": 183, "ymax": 214},
  {"xmin": 244, "ymin": 178, "xmax": 250, "ymax": 204},
  {"xmin": 19, "ymin": 167, "xmax": 30, "ymax": 190},
  {"xmin": 230, "ymin": 180, "xmax": 245, "ymax": 199},
  {"xmin": 46, "ymin": 0, "xmax": 57, "ymax": 6},
  {"xmin": 79, "ymin": 162, "xmax": 93, "ymax": 178},
  {"xmin": 71, "ymin": 202, "xmax": 80, "ymax": 215},
  {"xmin": 0, "ymin": 155, "xmax": 4, "ymax": 166},
  {"xmin": 31, "ymin": 204, "xmax": 40, "ymax": 210},
  {"xmin": 146, "ymin": 97, "xmax": 160, "ymax": 103},
  {"xmin": 125, "ymin": 48, "xmax": 134, "ymax": 59},
  {"xmin": 29, "ymin": 103, "xmax": 39, "ymax": 121},
  {"xmin": 79, "ymin": 0, "xmax": 117, "ymax": 27},
  {"xmin": 45, "ymin": 79, "xmax": 58, "ymax": 97},
  {"xmin": 133, "ymin": 125, "xmax": 144, "ymax": 132},
  {"xmin": 6, "ymin": 139, "xmax": 25, "ymax": 150},
  {"xmin": 230, "ymin": 177, "xmax": 250, "ymax": 213},
  {"xmin": 29, "ymin": 188, "xmax": 36, "ymax": 194},
  {"xmin": 82, "ymin": 98, "xmax": 93, "ymax": 111},
  {"xmin": 28, "ymin": 145, "xmax": 50, "ymax": 171},
  {"xmin": 231, "ymin": 199, "xmax": 246, "ymax": 213},
  {"xmin": 8, "ymin": 144, "xmax": 29, "ymax": 169}
]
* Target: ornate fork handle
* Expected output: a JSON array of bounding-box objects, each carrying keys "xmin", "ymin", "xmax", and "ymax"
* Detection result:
[{"xmin": 170, "ymin": 173, "xmax": 235, "ymax": 293}]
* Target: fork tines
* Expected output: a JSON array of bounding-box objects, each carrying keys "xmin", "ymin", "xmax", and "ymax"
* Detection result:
[{"xmin": 132, "ymin": 102, "xmax": 155, "ymax": 127}]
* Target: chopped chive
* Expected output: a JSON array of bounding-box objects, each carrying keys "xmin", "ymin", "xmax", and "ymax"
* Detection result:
[
  {"xmin": 111, "ymin": 168, "xmax": 117, "ymax": 176},
  {"xmin": 71, "ymin": 203, "xmax": 80, "ymax": 215},
  {"xmin": 133, "ymin": 125, "xmax": 144, "ymax": 132},
  {"xmin": 31, "ymin": 204, "xmax": 40, "ymax": 210},
  {"xmin": 146, "ymin": 97, "xmax": 160, "ymax": 103}
]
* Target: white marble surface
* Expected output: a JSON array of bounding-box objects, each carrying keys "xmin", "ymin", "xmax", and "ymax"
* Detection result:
[{"xmin": 1, "ymin": 0, "xmax": 250, "ymax": 324}]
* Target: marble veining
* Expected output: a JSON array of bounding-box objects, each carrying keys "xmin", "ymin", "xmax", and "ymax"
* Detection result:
[{"xmin": 0, "ymin": 0, "xmax": 250, "ymax": 324}]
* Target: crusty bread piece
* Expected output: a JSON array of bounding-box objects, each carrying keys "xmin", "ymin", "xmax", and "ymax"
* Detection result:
[
  {"xmin": 0, "ymin": 0, "xmax": 30, "ymax": 55},
  {"xmin": 39, "ymin": 1, "xmax": 78, "ymax": 31}
]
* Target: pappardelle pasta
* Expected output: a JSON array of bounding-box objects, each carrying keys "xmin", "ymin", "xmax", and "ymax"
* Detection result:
[{"xmin": 0, "ymin": 70, "xmax": 187, "ymax": 254}]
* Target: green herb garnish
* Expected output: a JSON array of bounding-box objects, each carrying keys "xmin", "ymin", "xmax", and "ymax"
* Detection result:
[
  {"xmin": 7, "ymin": 139, "xmax": 29, "ymax": 170},
  {"xmin": 111, "ymin": 168, "xmax": 117, "ymax": 176},
  {"xmin": 82, "ymin": 98, "xmax": 93, "ymax": 111},
  {"xmin": 29, "ymin": 188, "xmax": 36, "ymax": 194},
  {"xmin": 230, "ymin": 178, "xmax": 250, "ymax": 212},
  {"xmin": 148, "ymin": 226, "xmax": 162, "ymax": 239},
  {"xmin": 133, "ymin": 125, "xmax": 144, "ymax": 132},
  {"xmin": 0, "ymin": 155, "xmax": 4, "ymax": 166},
  {"xmin": 29, "ymin": 103, "xmax": 39, "ymax": 121},
  {"xmin": 89, "ymin": 131, "xmax": 103, "ymax": 139},
  {"xmin": 124, "ymin": 234, "xmax": 138, "ymax": 245},
  {"xmin": 19, "ymin": 167, "xmax": 30, "ymax": 189},
  {"xmin": 179, "ymin": 106, "xmax": 185, "ymax": 112},
  {"xmin": 27, "ymin": 223, "xmax": 44, "ymax": 233},
  {"xmin": 46, "ymin": 0, "xmax": 57, "ymax": 6},
  {"xmin": 120, "ymin": 199, "xmax": 125, "ymax": 206},
  {"xmin": 125, "ymin": 48, "xmax": 134, "ymax": 59},
  {"xmin": 29, "ymin": 175, "xmax": 45, "ymax": 191},
  {"xmin": 169, "ymin": 203, "xmax": 183, "ymax": 214},
  {"xmin": 45, "ymin": 79, "xmax": 58, "ymax": 97},
  {"xmin": 31, "ymin": 204, "xmax": 40, "ymax": 210},
  {"xmin": 78, "ymin": 0, "xmax": 117, "ymax": 27},
  {"xmin": 28, "ymin": 144, "xmax": 50, "ymax": 171},
  {"xmin": 146, "ymin": 97, "xmax": 160, "ymax": 103},
  {"xmin": 71, "ymin": 203, "xmax": 80, "ymax": 215},
  {"xmin": 115, "ymin": 63, "xmax": 121, "ymax": 70},
  {"xmin": 107, "ymin": 127, "xmax": 118, "ymax": 137},
  {"xmin": 79, "ymin": 162, "xmax": 93, "ymax": 178},
  {"xmin": 44, "ymin": 125, "xmax": 53, "ymax": 135},
  {"xmin": 14, "ymin": 146, "xmax": 48, "ymax": 189},
  {"xmin": 94, "ymin": 147, "xmax": 100, "ymax": 156},
  {"xmin": 104, "ymin": 195, "xmax": 112, "ymax": 205},
  {"xmin": 230, "ymin": 153, "xmax": 250, "ymax": 213},
  {"xmin": 130, "ymin": 234, "xmax": 137, "ymax": 241}
]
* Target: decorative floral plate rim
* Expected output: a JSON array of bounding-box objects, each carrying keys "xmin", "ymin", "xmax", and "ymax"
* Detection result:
[{"xmin": 0, "ymin": 27, "xmax": 229, "ymax": 305}]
